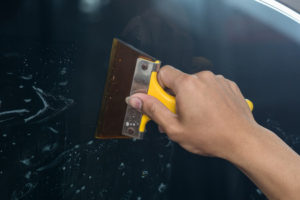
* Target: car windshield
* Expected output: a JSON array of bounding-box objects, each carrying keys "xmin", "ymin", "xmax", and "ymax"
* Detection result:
[{"xmin": 0, "ymin": 0, "xmax": 300, "ymax": 199}]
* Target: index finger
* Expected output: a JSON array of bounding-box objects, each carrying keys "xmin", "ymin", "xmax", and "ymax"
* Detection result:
[{"xmin": 157, "ymin": 65, "xmax": 185, "ymax": 93}]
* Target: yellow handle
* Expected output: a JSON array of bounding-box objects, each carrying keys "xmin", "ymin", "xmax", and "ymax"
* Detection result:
[
  {"xmin": 139, "ymin": 72, "xmax": 176, "ymax": 132},
  {"xmin": 139, "ymin": 72, "xmax": 254, "ymax": 133},
  {"xmin": 245, "ymin": 99, "xmax": 254, "ymax": 112}
]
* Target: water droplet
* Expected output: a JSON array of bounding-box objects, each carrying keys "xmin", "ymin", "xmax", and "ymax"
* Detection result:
[
  {"xmin": 20, "ymin": 74, "xmax": 33, "ymax": 80},
  {"xmin": 141, "ymin": 170, "xmax": 149, "ymax": 178},
  {"xmin": 60, "ymin": 67, "xmax": 67, "ymax": 75},
  {"xmin": 20, "ymin": 158, "xmax": 31, "ymax": 166},
  {"xmin": 58, "ymin": 81, "xmax": 68, "ymax": 86},
  {"xmin": 158, "ymin": 183, "xmax": 167, "ymax": 193},
  {"xmin": 118, "ymin": 162, "xmax": 125, "ymax": 170},
  {"xmin": 24, "ymin": 171, "xmax": 31, "ymax": 179},
  {"xmin": 87, "ymin": 140, "xmax": 93, "ymax": 145},
  {"xmin": 48, "ymin": 127, "xmax": 59, "ymax": 134},
  {"xmin": 256, "ymin": 188, "xmax": 263, "ymax": 195},
  {"xmin": 24, "ymin": 99, "xmax": 32, "ymax": 103}
]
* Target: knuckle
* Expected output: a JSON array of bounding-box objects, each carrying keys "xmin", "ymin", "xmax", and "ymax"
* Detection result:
[
  {"xmin": 216, "ymin": 74, "xmax": 224, "ymax": 79},
  {"xmin": 164, "ymin": 124, "xmax": 181, "ymax": 136},
  {"xmin": 198, "ymin": 70, "xmax": 214, "ymax": 79},
  {"xmin": 228, "ymin": 80, "xmax": 242, "ymax": 93},
  {"xmin": 148, "ymin": 101, "xmax": 158, "ymax": 116},
  {"xmin": 164, "ymin": 125, "xmax": 176, "ymax": 134},
  {"xmin": 162, "ymin": 65, "xmax": 174, "ymax": 69},
  {"xmin": 160, "ymin": 65, "xmax": 173, "ymax": 75},
  {"xmin": 178, "ymin": 74, "xmax": 195, "ymax": 87},
  {"xmin": 159, "ymin": 65, "xmax": 168, "ymax": 75},
  {"xmin": 229, "ymin": 80, "xmax": 238, "ymax": 89}
]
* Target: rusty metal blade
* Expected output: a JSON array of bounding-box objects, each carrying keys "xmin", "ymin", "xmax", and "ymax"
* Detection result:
[{"xmin": 95, "ymin": 38, "xmax": 155, "ymax": 139}]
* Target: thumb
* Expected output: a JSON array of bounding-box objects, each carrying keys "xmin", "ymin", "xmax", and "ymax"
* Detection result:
[{"xmin": 126, "ymin": 93, "xmax": 180, "ymax": 133}]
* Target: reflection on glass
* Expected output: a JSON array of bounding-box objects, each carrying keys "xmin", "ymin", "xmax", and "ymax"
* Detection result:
[{"xmin": 255, "ymin": 0, "xmax": 300, "ymax": 24}]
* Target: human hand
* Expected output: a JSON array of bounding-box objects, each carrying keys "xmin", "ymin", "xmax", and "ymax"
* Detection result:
[{"xmin": 126, "ymin": 65, "xmax": 258, "ymax": 159}]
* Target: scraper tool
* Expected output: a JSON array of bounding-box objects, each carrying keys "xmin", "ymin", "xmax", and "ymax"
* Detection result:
[{"xmin": 95, "ymin": 38, "xmax": 254, "ymax": 140}]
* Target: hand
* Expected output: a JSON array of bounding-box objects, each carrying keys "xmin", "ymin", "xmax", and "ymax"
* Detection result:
[
  {"xmin": 126, "ymin": 65, "xmax": 258, "ymax": 159},
  {"xmin": 126, "ymin": 65, "xmax": 300, "ymax": 199}
]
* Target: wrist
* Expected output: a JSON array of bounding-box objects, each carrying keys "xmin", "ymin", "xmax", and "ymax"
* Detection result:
[
  {"xmin": 221, "ymin": 122, "xmax": 264, "ymax": 165},
  {"xmin": 221, "ymin": 123, "xmax": 300, "ymax": 200}
]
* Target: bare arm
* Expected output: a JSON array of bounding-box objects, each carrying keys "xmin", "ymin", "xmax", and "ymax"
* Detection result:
[
  {"xmin": 230, "ymin": 125, "xmax": 300, "ymax": 200},
  {"xmin": 126, "ymin": 66, "xmax": 300, "ymax": 200}
]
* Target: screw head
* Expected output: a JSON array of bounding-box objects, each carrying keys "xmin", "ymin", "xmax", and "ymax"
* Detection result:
[
  {"xmin": 127, "ymin": 127, "xmax": 135, "ymax": 135},
  {"xmin": 141, "ymin": 64, "xmax": 148, "ymax": 70}
]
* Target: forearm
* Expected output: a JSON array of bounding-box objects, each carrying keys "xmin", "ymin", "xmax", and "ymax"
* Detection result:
[
  {"xmin": 128, "ymin": 67, "xmax": 300, "ymax": 199},
  {"xmin": 227, "ymin": 125, "xmax": 300, "ymax": 200}
]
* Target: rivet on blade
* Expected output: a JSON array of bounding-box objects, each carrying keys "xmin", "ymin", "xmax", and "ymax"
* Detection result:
[
  {"xmin": 128, "ymin": 127, "xmax": 135, "ymax": 134},
  {"xmin": 141, "ymin": 64, "xmax": 148, "ymax": 70}
]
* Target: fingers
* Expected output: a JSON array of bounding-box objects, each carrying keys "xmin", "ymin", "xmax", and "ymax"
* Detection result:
[
  {"xmin": 215, "ymin": 74, "xmax": 240, "ymax": 94},
  {"xmin": 126, "ymin": 93, "xmax": 180, "ymax": 135},
  {"xmin": 215, "ymin": 75, "xmax": 251, "ymax": 112},
  {"xmin": 194, "ymin": 70, "xmax": 215, "ymax": 80},
  {"xmin": 215, "ymin": 74, "xmax": 233, "ymax": 92},
  {"xmin": 157, "ymin": 65, "xmax": 186, "ymax": 93},
  {"xmin": 197, "ymin": 72, "xmax": 247, "ymax": 105}
]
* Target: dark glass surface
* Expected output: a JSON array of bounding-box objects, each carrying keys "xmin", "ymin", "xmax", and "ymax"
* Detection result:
[{"xmin": 1, "ymin": 0, "xmax": 300, "ymax": 199}]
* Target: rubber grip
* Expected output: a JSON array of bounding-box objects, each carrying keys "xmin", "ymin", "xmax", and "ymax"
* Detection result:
[{"xmin": 139, "ymin": 72, "xmax": 175, "ymax": 132}]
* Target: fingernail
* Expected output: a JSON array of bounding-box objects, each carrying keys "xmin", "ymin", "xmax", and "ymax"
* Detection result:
[
  {"xmin": 125, "ymin": 96, "xmax": 130, "ymax": 104},
  {"xmin": 125, "ymin": 96, "xmax": 142, "ymax": 111}
]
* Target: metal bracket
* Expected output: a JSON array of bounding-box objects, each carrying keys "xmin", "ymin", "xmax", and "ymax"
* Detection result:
[{"xmin": 122, "ymin": 58, "xmax": 161, "ymax": 139}]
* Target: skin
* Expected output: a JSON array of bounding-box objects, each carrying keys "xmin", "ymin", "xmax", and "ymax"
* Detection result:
[{"xmin": 125, "ymin": 65, "xmax": 300, "ymax": 200}]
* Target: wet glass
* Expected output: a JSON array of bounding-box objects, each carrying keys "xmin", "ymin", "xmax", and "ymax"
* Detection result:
[{"xmin": 1, "ymin": 0, "xmax": 300, "ymax": 199}]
